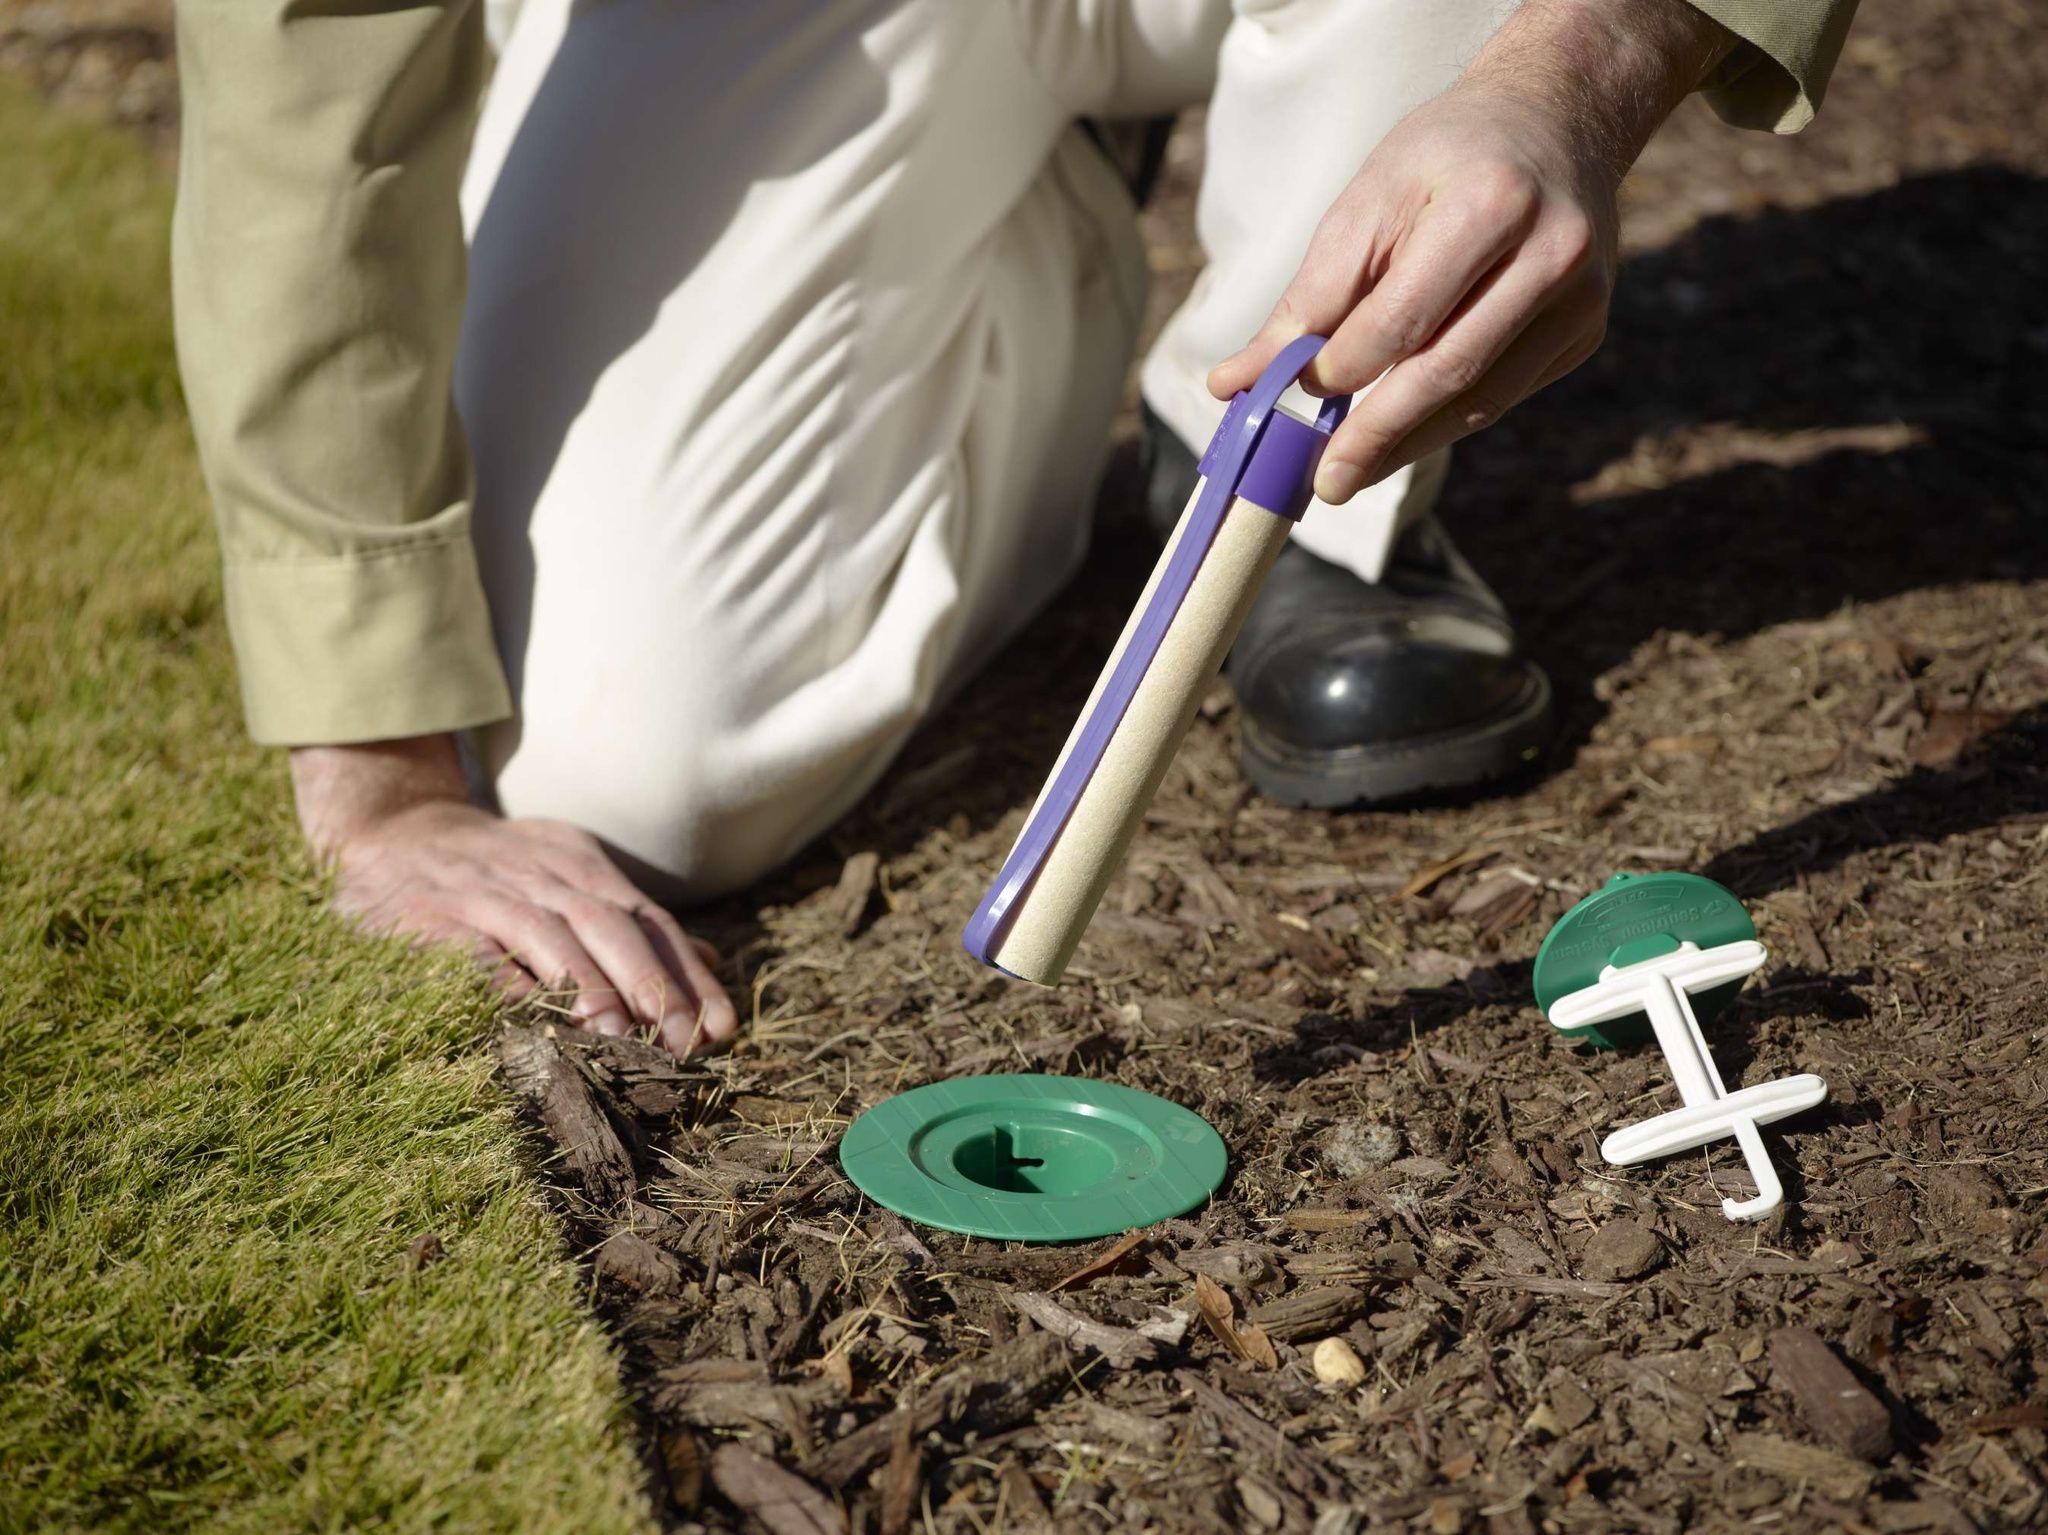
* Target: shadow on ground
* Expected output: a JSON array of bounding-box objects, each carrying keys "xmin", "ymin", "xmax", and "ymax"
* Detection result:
[{"xmin": 832, "ymin": 165, "xmax": 2048, "ymax": 872}]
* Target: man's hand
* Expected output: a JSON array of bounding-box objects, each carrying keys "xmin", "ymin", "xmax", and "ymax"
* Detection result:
[
  {"xmin": 291, "ymin": 735, "xmax": 738, "ymax": 1057},
  {"xmin": 1211, "ymin": 0, "xmax": 1735, "ymax": 503}
]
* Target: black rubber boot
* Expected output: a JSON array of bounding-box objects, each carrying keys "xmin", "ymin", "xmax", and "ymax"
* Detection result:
[{"xmin": 1140, "ymin": 406, "xmax": 1554, "ymax": 808}]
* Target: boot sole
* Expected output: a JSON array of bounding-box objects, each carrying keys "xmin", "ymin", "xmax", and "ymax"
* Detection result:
[{"xmin": 1239, "ymin": 667, "xmax": 1555, "ymax": 810}]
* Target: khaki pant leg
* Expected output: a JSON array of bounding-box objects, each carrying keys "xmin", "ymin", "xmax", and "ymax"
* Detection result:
[
  {"xmin": 456, "ymin": 0, "xmax": 1145, "ymax": 899},
  {"xmin": 1141, "ymin": 0, "xmax": 1518, "ymax": 581}
]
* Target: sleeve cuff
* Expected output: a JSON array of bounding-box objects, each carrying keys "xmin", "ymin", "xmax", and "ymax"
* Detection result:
[
  {"xmin": 1687, "ymin": 0, "xmax": 1863, "ymax": 135},
  {"xmin": 1699, "ymin": 42, "xmax": 1816, "ymax": 133},
  {"xmin": 224, "ymin": 536, "xmax": 513, "ymax": 745}
]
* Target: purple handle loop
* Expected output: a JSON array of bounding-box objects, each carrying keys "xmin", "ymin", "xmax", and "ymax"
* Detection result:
[{"xmin": 962, "ymin": 334, "xmax": 1350, "ymax": 971}]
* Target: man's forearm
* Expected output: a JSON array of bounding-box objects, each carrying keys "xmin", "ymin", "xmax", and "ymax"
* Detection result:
[
  {"xmin": 173, "ymin": 0, "xmax": 512, "ymax": 746},
  {"xmin": 1468, "ymin": 0, "xmax": 1739, "ymax": 174}
]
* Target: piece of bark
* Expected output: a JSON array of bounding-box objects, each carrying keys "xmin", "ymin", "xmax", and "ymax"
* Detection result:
[
  {"xmin": 732, "ymin": 1162, "xmax": 840, "ymax": 1241},
  {"xmin": 1178, "ymin": 1243, "xmax": 1285, "ymax": 1288},
  {"xmin": 1007, "ymin": 1291, "xmax": 1166, "ymax": 1368},
  {"xmin": 1954, "ymin": 1287, "xmax": 2016, "ymax": 1360},
  {"xmin": 1769, "ymin": 1327, "xmax": 1894, "ymax": 1461},
  {"xmin": 709, "ymin": 1444, "xmax": 843, "ymax": 1535},
  {"xmin": 1246, "ymin": 1285, "xmax": 1368, "ymax": 1343},
  {"xmin": 820, "ymin": 1352, "xmax": 856, "ymax": 1397},
  {"xmin": 769, "ymin": 1273, "xmax": 840, "ymax": 1368},
  {"xmin": 879, "ymin": 1212, "xmax": 935, "ymax": 1269},
  {"xmin": 593, "ymin": 1229, "xmax": 685, "ymax": 1295},
  {"xmin": 947, "ymin": 1246, "xmax": 1104, "ymax": 1286},
  {"xmin": 998, "ymin": 1462, "xmax": 1053, "ymax": 1527},
  {"xmin": 499, "ymin": 1025, "xmax": 637, "ymax": 1209},
  {"xmin": 567, "ymin": 1028, "xmax": 713, "ymax": 1125},
  {"xmin": 660, "ymin": 1358, "xmax": 767, "ymax": 1385},
  {"xmin": 803, "ymin": 1333, "xmax": 1076, "ymax": 1488},
  {"xmin": 1062, "ymin": 1398, "xmax": 1178, "ymax": 1453},
  {"xmin": 1049, "ymin": 1229, "xmax": 1151, "ymax": 1293},
  {"xmin": 878, "ymin": 1404, "xmax": 920, "ymax": 1535},
  {"xmin": 1282, "ymin": 1208, "xmax": 1377, "ymax": 1233},
  {"xmin": 1728, "ymin": 1431, "xmax": 1877, "ymax": 1501},
  {"xmin": 1549, "ymin": 1377, "xmax": 1598, "ymax": 1432},
  {"xmin": 1463, "ymin": 1274, "xmax": 1629, "ymax": 1300},
  {"xmin": 1968, "ymin": 1404, "xmax": 2048, "ymax": 1434},
  {"xmin": 654, "ymin": 1380, "xmax": 805, "ymax": 1433},
  {"xmin": 825, "ymin": 851, "xmax": 880, "ymax": 936},
  {"xmin": 1579, "ymin": 1220, "xmax": 1664, "ymax": 1282},
  {"xmin": 1236, "ymin": 1475, "xmax": 1288, "ymax": 1530},
  {"xmin": 1176, "ymin": 1368, "xmax": 1341, "ymax": 1499},
  {"xmin": 1193, "ymin": 1273, "xmax": 1280, "ymax": 1369},
  {"xmin": 660, "ymin": 1426, "xmax": 707, "ymax": 1513}
]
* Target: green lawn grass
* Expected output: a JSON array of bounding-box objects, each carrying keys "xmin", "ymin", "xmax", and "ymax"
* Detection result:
[{"xmin": 0, "ymin": 81, "xmax": 654, "ymax": 1534}]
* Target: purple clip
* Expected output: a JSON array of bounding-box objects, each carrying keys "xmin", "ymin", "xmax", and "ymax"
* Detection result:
[{"xmin": 961, "ymin": 334, "xmax": 1350, "ymax": 971}]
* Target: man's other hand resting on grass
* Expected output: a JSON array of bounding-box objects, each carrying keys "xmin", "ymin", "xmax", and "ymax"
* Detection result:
[{"xmin": 292, "ymin": 733, "xmax": 737, "ymax": 1057}]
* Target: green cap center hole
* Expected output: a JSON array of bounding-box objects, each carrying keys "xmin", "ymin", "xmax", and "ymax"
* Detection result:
[{"xmin": 951, "ymin": 1122, "xmax": 1118, "ymax": 1197}]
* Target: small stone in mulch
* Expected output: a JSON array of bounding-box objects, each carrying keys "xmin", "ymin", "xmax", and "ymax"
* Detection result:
[
  {"xmin": 1579, "ymin": 1219, "xmax": 1664, "ymax": 1282},
  {"xmin": 1319, "ymin": 1120, "xmax": 1401, "ymax": 1177},
  {"xmin": 1311, "ymin": 1337, "xmax": 1366, "ymax": 1387}
]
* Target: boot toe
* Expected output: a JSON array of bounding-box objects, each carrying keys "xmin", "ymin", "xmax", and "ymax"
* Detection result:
[
  {"xmin": 1224, "ymin": 539, "xmax": 1555, "ymax": 807},
  {"xmin": 1235, "ymin": 610, "xmax": 1537, "ymax": 756}
]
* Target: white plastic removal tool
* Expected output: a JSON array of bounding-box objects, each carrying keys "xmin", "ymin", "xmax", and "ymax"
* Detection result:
[{"xmin": 1548, "ymin": 939, "xmax": 1828, "ymax": 1222}]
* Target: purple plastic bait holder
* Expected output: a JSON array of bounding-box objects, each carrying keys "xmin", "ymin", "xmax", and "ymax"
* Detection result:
[{"xmin": 962, "ymin": 334, "xmax": 1349, "ymax": 973}]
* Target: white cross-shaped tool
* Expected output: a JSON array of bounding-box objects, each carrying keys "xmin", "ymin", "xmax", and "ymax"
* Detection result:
[{"xmin": 1548, "ymin": 940, "xmax": 1827, "ymax": 1222}]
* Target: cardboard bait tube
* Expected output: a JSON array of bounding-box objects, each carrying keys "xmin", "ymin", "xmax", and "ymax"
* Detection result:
[
  {"xmin": 987, "ymin": 481, "xmax": 1293, "ymax": 984},
  {"xmin": 960, "ymin": 335, "xmax": 1350, "ymax": 987},
  {"xmin": 962, "ymin": 333, "xmax": 1359, "ymax": 986}
]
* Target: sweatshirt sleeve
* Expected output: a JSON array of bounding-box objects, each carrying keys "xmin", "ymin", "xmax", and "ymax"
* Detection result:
[
  {"xmin": 171, "ymin": 0, "xmax": 512, "ymax": 744},
  {"xmin": 1685, "ymin": 0, "xmax": 1864, "ymax": 132}
]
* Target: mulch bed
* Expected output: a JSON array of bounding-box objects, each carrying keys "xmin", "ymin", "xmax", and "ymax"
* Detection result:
[
  {"xmin": 493, "ymin": 3, "xmax": 2048, "ymax": 1525},
  {"xmin": 11, "ymin": 1, "xmax": 2045, "ymax": 1530}
]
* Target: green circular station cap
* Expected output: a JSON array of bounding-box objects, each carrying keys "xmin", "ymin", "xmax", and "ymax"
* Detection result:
[
  {"xmin": 1532, "ymin": 872, "xmax": 1755, "ymax": 1049},
  {"xmin": 838, "ymin": 1074, "xmax": 1227, "ymax": 1242}
]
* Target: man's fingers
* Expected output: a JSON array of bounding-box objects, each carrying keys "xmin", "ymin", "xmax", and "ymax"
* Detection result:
[
  {"xmin": 407, "ymin": 910, "xmax": 534, "ymax": 999},
  {"xmin": 528, "ymin": 836, "xmax": 738, "ymax": 1056},
  {"xmin": 1525, "ymin": 325, "xmax": 1605, "ymax": 396},
  {"xmin": 1211, "ymin": 166, "xmax": 1539, "ymax": 402},
  {"xmin": 487, "ymin": 951, "xmax": 538, "ymax": 1001},
  {"xmin": 1386, "ymin": 321, "xmax": 1600, "ymax": 474},
  {"xmin": 1209, "ymin": 307, "xmax": 1312, "ymax": 401},
  {"xmin": 473, "ymin": 936, "xmax": 542, "ymax": 1004},
  {"xmin": 471, "ymin": 895, "xmax": 624, "ymax": 1033},
  {"xmin": 1302, "ymin": 193, "xmax": 1531, "ymax": 399},
  {"xmin": 1316, "ymin": 250, "xmax": 1598, "ymax": 500},
  {"xmin": 546, "ymin": 892, "xmax": 696, "ymax": 1031},
  {"xmin": 1354, "ymin": 306, "xmax": 1596, "ymax": 492},
  {"xmin": 637, "ymin": 908, "xmax": 739, "ymax": 1058},
  {"xmin": 517, "ymin": 838, "xmax": 686, "ymax": 1028},
  {"xmin": 1209, "ymin": 198, "xmax": 1384, "ymax": 397}
]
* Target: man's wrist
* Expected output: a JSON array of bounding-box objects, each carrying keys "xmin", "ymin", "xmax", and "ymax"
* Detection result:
[
  {"xmin": 290, "ymin": 733, "xmax": 471, "ymax": 856},
  {"xmin": 1466, "ymin": 0, "xmax": 1739, "ymax": 173}
]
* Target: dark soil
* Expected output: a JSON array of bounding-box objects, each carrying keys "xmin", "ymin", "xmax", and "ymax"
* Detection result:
[{"xmin": 14, "ymin": 3, "xmax": 2046, "ymax": 1531}]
